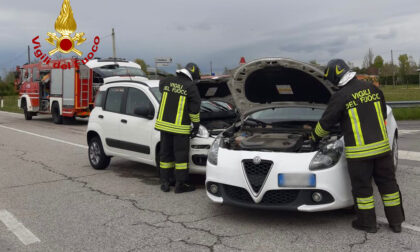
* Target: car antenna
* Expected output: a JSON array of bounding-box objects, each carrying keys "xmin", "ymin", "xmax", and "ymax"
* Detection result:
[{"xmin": 128, "ymin": 67, "xmax": 132, "ymax": 81}]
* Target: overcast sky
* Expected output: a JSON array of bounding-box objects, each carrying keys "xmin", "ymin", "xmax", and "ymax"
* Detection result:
[{"xmin": 1, "ymin": 0, "xmax": 420, "ymax": 75}]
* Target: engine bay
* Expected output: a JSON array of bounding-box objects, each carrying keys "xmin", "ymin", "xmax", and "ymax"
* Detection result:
[
  {"xmin": 222, "ymin": 121, "xmax": 341, "ymax": 153},
  {"xmin": 201, "ymin": 119, "xmax": 235, "ymax": 136},
  {"xmin": 239, "ymin": 133, "xmax": 304, "ymax": 152}
]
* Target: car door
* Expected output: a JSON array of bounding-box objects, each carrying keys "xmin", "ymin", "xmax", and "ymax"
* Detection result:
[
  {"xmin": 118, "ymin": 87, "xmax": 155, "ymax": 162},
  {"xmin": 100, "ymin": 86, "xmax": 126, "ymax": 155}
]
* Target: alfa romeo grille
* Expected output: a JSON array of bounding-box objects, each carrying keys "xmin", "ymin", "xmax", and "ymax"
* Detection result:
[
  {"xmin": 261, "ymin": 190, "xmax": 299, "ymax": 204},
  {"xmin": 223, "ymin": 185, "xmax": 253, "ymax": 203},
  {"xmin": 242, "ymin": 159, "xmax": 273, "ymax": 194},
  {"xmin": 222, "ymin": 185, "xmax": 300, "ymax": 206}
]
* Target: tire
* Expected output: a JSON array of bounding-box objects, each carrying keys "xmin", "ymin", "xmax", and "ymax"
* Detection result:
[
  {"xmin": 63, "ymin": 116, "xmax": 76, "ymax": 124},
  {"xmin": 22, "ymin": 100, "xmax": 32, "ymax": 120},
  {"xmin": 88, "ymin": 136, "xmax": 111, "ymax": 170},
  {"xmin": 52, "ymin": 102, "xmax": 63, "ymax": 124},
  {"xmin": 392, "ymin": 135, "xmax": 398, "ymax": 172}
]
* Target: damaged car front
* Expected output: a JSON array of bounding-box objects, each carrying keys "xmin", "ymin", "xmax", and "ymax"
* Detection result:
[{"xmin": 205, "ymin": 58, "xmax": 387, "ymax": 211}]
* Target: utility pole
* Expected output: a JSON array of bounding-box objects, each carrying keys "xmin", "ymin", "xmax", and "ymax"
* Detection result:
[
  {"xmin": 27, "ymin": 45, "xmax": 30, "ymax": 64},
  {"xmin": 155, "ymin": 61, "xmax": 158, "ymax": 80},
  {"xmin": 391, "ymin": 50, "xmax": 395, "ymax": 86},
  {"xmin": 112, "ymin": 28, "xmax": 116, "ymax": 59},
  {"xmin": 210, "ymin": 61, "xmax": 213, "ymax": 75}
]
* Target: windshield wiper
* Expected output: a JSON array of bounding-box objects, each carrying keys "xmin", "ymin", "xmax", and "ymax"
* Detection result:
[
  {"xmin": 200, "ymin": 106, "xmax": 213, "ymax": 113},
  {"xmin": 244, "ymin": 117, "xmax": 269, "ymax": 127},
  {"xmin": 209, "ymin": 101, "xmax": 228, "ymax": 111}
]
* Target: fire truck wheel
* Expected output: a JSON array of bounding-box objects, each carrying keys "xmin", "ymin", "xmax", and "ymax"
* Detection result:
[
  {"xmin": 88, "ymin": 136, "xmax": 111, "ymax": 170},
  {"xmin": 52, "ymin": 102, "xmax": 63, "ymax": 124},
  {"xmin": 63, "ymin": 116, "xmax": 76, "ymax": 124},
  {"xmin": 23, "ymin": 101, "xmax": 32, "ymax": 120}
]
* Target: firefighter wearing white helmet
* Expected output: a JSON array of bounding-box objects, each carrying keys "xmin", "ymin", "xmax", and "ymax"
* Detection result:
[
  {"xmin": 155, "ymin": 63, "xmax": 201, "ymax": 193},
  {"xmin": 311, "ymin": 59, "xmax": 404, "ymax": 233}
]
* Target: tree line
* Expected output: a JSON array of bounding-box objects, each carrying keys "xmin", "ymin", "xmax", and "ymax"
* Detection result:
[
  {"xmin": 310, "ymin": 48, "xmax": 419, "ymax": 85},
  {"xmin": 0, "ymin": 71, "xmax": 17, "ymax": 97},
  {"xmin": 134, "ymin": 59, "xmax": 175, "ymax": 80},
  {"xmin": 2, "ymin": 50, "xmax": 418, "ymax": 98}
]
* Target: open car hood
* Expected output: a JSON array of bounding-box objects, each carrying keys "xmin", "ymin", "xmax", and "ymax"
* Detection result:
[
  {"xmin": 103, "ymin": 76, "xmax": 149, "ymax": 84},
  {"xmin": 196, "ymin": 76, "xmax": 232, "ymax": 101},
  {"xmin": 228, "ymin": 58, "xmax": 334, "ymax": 114}
]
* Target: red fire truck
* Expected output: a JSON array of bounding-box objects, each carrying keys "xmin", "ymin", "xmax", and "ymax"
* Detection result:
[{"xmin": 15, "ymin": 58, "xmax": 94, "ymax": 124}]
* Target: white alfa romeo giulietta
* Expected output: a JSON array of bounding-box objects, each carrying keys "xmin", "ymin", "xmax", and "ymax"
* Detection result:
[{"xmin": 205, "ymin": 58, "xmax": 398, "ymax": 212}]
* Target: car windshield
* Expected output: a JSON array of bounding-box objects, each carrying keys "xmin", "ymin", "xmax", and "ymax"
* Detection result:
[
  {"xmin": 248, "ymin": 107, "xmax": 325, "ymax": 124},
  {"xmin": 150, "ymin": 87, "xmax": 162, "ymax": 102},
  {"xmin": 94, "ymin": 65, "xmax": 146, "ymax": 77},
  {"xmin": 150, "ymin": 87, "xmax": 233, "ymax": 112}
]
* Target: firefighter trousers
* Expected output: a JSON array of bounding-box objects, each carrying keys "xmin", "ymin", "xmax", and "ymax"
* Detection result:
[
  {"xmin": 159, "ymin": 131, "xmax": 190, "ymax": 184},
  {"xmin": 347, "ymin": 153, "xmax": 405, "ymax": 227}
]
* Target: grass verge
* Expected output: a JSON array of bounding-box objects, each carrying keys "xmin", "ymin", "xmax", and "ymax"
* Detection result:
[
  {"xmin": 380, "ymin": 85, "xmax": 420, "ymax": 120},
  {"xmin": 380, "ymin": 84, "xmax": 420, "ymax": 101},
  {"xmin": 0, "ymin": 95, "xmax": 22, "ymax": 114},
  {"xmin": 1, "ymin": 88, "xmax": 419, "ymax": 120},
  {"xmin": 392, "ymin": 108, "xmax": 420, "ymax": 120}
]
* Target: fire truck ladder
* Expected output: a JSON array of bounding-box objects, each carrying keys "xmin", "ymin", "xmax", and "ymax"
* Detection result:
[
  {"xmin": 78, "ymin": 65, "xmax": 90, "ymax": 109},
  {"xmin": 80, "ymin": 79, "xmax": 89, "ymax": 108}
]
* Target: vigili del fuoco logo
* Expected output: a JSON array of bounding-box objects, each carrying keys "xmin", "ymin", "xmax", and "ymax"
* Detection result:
[{"xmin": 31, "ymin": 0, "xmax": 100, "ymax": 68}]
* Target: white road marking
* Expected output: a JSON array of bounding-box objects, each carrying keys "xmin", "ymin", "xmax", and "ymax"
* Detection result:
[
  {"xmin": 0, "ymin": 111, "xmax": 22, "ymax": 117},
  {"xmin": 377, "ymin": 217, "xmax": 420, "ymax": 233},
  {"xmin": 399, "ymin": 150, "xmax": 420, "ymax": 162},
  {"xmin": 399, "ymin": 130, "xmax": 420, "ymax": 136},
  {"xmin": 0, "ymin": 125, "xmax": 88, "ymax": 149},
  {"xmin": 0, "ymin": 210, "xmax": 41, "ymax": 245}
]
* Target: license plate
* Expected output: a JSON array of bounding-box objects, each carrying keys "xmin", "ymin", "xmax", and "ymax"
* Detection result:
[{"xmin": 278, "ymin": 173, "xmax": 316, "ymax": 187}]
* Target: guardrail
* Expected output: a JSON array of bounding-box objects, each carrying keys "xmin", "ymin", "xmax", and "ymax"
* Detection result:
[{"xmin": 387, "ymin": 101, "xmax": 420, "ymax": 108}]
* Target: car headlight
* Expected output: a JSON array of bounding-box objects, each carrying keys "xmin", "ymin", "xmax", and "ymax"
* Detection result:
[
  {"xmin": 196, "ymin": 125, "xmax": 209, "ymax": 138},
  {"xmin": 309, "ymin": 140, "xmax": 344, "ymax": 170},
  {"xmin": 208, "ymin": 136, "xmax": 221, "ymax": 165}
]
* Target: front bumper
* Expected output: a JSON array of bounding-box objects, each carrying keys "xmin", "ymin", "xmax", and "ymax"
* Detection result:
[
  {"xmin": 205, "ymin": 147, "xmax": 354, "ymax": 212},
  {"xmin": 207, "ymin": 183, "xmax": 336, "ymax": 211},
  {"xmin": 188, "ymin": 136, "xmax": 215, "ymax": 174}
]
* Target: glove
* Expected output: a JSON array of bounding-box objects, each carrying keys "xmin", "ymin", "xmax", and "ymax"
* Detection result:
[
  {"xmin": 191, "ymin": 123, "xmax": 200, "ymax": 138},
  {"xmin": 309, "ymin": 131, "xmax": 320, "ymax": 147}
]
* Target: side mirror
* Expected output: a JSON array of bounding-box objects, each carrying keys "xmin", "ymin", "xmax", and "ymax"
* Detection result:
[
  {"xmin": 134, "ymin": 105, "xmax": 155, "ymax": 120},
  {"xmin": 93, "ymin": 77, "xmax": 104, "ymax": 84}
]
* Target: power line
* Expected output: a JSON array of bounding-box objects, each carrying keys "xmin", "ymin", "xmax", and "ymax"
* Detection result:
[{"xmin": 101, "ymin": 33, "xmax": 112, "ymax": 40}]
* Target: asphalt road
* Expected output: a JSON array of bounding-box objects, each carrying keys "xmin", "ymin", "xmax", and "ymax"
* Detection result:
[{"xmin": 0, "ymin": 111, "xmax": 419, "ymax": 252}]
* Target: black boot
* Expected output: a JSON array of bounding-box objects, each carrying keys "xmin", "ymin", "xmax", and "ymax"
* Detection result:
[
  {"xmin": 160, "ymin": 182, "xmax": 170, "ymax": 192},
  {"xmin": 389, "ymin": 224, "xmax": 402, "ymax": 233},
  {"xmin": 168, "ymin": 168, "xmax": 176, "ymax": 186},
  {"xmin": 160, "ymin": 168, "xmax": 171, "ymax": 192},
  {"xmin": 352, "ymin": 220, "xmax": 377, "ymax": 233},
  {"xmin": 174, "ymin": 182, "xmax": 195, "ymax": 194}
]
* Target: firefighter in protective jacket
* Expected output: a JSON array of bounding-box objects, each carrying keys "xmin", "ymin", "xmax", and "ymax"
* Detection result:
[
  {"xmin": 155, "ymin": 63, "xmax": 201, "ymax": 193},
  {"xmin": 311, "ymin": 59, "xmax": 404, "ymax": 233}
]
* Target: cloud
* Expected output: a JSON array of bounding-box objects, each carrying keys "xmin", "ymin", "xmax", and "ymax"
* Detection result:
[
  {"xmin": 279, "ymin": 36, "xmax": 349, "ymax": 54},
  {"xmin": 1, "ymin": 0, "xmax": 420, "ymax": 75},
  {"xmin": 175, "ymin": 25, "xmax": 186, "ymax": 31},
  {"xmin": 375, "ymin": 29, "xmax": 397, "ymax": 40}
]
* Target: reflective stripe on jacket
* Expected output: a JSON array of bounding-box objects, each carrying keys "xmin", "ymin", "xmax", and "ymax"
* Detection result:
[
  {"xmin": 155, "ymin": 75, "xmax": 201, "ymax": 135},
  {"xmin": 313, "ymin": 78, "xmax": 391, "ymax": 160}
]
